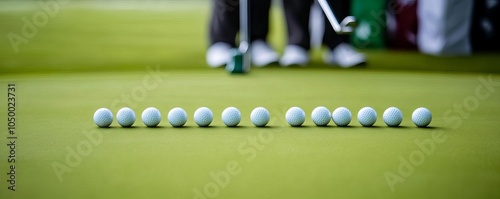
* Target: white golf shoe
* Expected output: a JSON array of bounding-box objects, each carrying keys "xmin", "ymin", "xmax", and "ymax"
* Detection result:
[
  {"xmin": 324, "ymin": 43, "xmax": 366, "ymax": 68},
  {"xmin": 206, "ymin": 42, "xmax": 232, "ymax": 68},
  {"xmin": 250, "ymin": 40, "xmax": 279, "ymax": 67},
  {"xmin": 279, "ymin": 45, "xmax": 310, "ymax": 67}
]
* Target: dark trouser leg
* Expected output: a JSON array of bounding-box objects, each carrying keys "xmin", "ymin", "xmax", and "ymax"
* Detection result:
[
  {"xmin": 250, "ymin": 0, "xmax": 272, "ymax": 43},
  {"xmin": 283, "ymin": 0, "xmax": 314, "ymax": 50},
  {"xmin": 322, "ymin": 0, "xmax": 351, "ymax": 50},
  {"xmin": 209, "ymin": 0, "xmax": 271, "ymax": 47},
  {"xmin": 209, "ymin": 0, "xmax": 239, "ymax": 47}
]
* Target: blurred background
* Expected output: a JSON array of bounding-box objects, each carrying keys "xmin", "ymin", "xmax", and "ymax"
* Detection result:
[{"xmin": 0, "ymin": 0, "xmax": 499, "ymax": 74}]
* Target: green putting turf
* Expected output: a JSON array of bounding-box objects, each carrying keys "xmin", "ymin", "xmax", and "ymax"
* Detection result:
[{"xmin": 1, "ymin": 1, "xmax": 500, "ymax": 199}]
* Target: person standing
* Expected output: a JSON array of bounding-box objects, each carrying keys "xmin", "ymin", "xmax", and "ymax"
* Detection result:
[
  {"xmin": 280, "ymin": 0, "xmax": 366, "ymax": 67},
  {"xmin": 207, "ymin": 0, "xmax": 279, "ymax": 67}
]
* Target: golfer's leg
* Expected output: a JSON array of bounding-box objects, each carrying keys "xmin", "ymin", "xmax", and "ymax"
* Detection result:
[
  {"xmin": 248, "ymin": 0, "xmax": 279, "ymax": 67},
  {"xmin": 209, "ymin": 0, "xmax": 240, "ymax": 47},
  {"xmin": 283, "ymin": 0, "xmax": 314, "ymax": 49},
  {"xmin": 207, "ymin": 0, "xmax": 240, "ymax": 67},
  {"xmin": 322, "ymin": 0, "xmax": 366, "ymax": 67},
  {"xmin": 322, "ymin": 0, "xmax": 350, "ymax": 49},
  {"xmin": 250, "ymin": 0, "xmax": 272, "ymax": 42}
]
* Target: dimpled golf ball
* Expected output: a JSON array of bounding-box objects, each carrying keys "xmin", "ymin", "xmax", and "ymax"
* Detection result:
[
  {"xmin": 141, "ymin": 107, "xmax": 161, "ymax": 127},
  {"xmin": 412, "ymin": 107, "xmax": 432, "ymax": 127},
  {"xmin": 250, "ymin": 107, "xmax": 270, "ymax": 127},
  {"xmin": 116, "ymin": 107, "xmax": 136, "ymax": 127},
  {"xmin": 286, "ymin": 107, "xmax": 306, "ymax": 127},
  {"xmin": 358, "ymin": 107, "xmax": 377, "ymax": 127},
  {"xmin": 332, "ymin": 107, "xmax": 352, "ymax": 127},
  {"xmin": 383, "ymin": 107, "xmax": 403, "ymax": 127},
  {"xmin": 311, "ymin": 106, "xmax": 331, "ymax": 126},
  {"xmin": 194, "ymin": 107, "xmax": 213, "ymax": 127},
  {"xmin": 93, "ymin": 108, "xmax": 113, "ymax": 128},
  {"xmin": 221, "ymin": 107, "xmax": 241, "ymax": 127},
  {"xmin": 168, "ymin": 107, "xmax": 187, "ymax": 127}
]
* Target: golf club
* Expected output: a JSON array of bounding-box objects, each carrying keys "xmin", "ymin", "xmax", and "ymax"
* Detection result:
[
  {"xmin": 317, "ymin": 0, "xmax": 357, "ymax": 34},
  {"xmin": 226, "ymin": 0, "xmax": 250, "ymax": 74}
]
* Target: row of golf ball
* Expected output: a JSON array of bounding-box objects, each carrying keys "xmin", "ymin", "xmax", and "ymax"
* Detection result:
[{"xmin": 94, "ymin": 106, "xmax": 432, "ymax": 128}]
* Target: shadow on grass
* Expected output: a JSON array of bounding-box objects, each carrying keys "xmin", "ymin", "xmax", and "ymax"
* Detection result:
[
  {"xmin": 255, "ymin": 126, "xmax": 279, "ymax": 129},
  {"xmin": 385, "ymin": 126, "xmax": 411, "ymax": 129},
  {"xmin": 415, "ymin": 126, "xmax": 446, "ymax": 130},
  {"xmin": 286, "ymin": 125, "xmax": 315, "ymax": 128},
  {"xmin": 356, "ymin": 126, "xmax": 383, "ymax": 129},
  {"xmin": 96, "ymin": 125, "xmax": 446, "ymax": 132},
  {"xmin": 223, "ymin": 126, "xmax": 250, "ymax": 129}
]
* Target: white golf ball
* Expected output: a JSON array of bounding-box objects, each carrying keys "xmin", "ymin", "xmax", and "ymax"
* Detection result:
[
  {"xmin": 412, "ymin": 107, "xmax": 432, "ymax": 127},
  {"xmin": 142, "ymin": 107, "xmax": 161, "ymax": 127},
  {"xmin": 383, "ymin": 107, "xmax": 403, "ymax": 127},
  {"xmin": 221, "ymin": 107, "xmax": 241, "ymax": 127},
  {"xmin": 116, "ymin": 107, "xmax": 136, "ymax": 127},
  {"xmin": 286, "ymin": 107, "xmax": 306, "ymax": 127},
  {"xmin": 332, "ymin": 107, "xmax": 352, "ymax": 127},
  {"xmin": 250, "ymin": 107, "xmax": 270, "ymax": 127},
  {"xmin": 93, "ymin": 108, "xmax": 113, "ymax": 128},
  {"xmin": 194, "ymin": 107, "xmax": 213, "ymax": 127},
  {"xmin": 358, "ymin": 107, "xmax": 377, "ymax": 127},
  {"xmin": 168, "ymin": 107, "xmax": 187, "ymax": 127},
  {"xmin": 311, "ymin": 106, "xmax": 331, "ymax": 126}
]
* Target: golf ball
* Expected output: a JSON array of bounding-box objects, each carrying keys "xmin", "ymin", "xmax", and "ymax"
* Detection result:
[
  {"xmin": 250, "ymin": 107, "xmax": 270, "ymax": 127},
  {"xmin": 142, "ymin": 107, "xmax": 161, "ymax": 127},
  {"xmin": 93, "ymin": 108, "xmax": 113, "ymax": 128},
  {"xmin": 286, "ymin": 107, "xmax": 306, "ymax": 127},
  {"xmin": 168, "ymin": 107, "xmax": 187, "ymax": 127},
  {"xmin": 412, "ymin": 107, "xmax": 432, "ymax": 127},
  {"xmin": 221, "ymin": 107, "xmax": 241, "ymax": 127},
  {"xmin": 383, "ymin": 107, "xmax": 403, "ymax": 127},
  {"xmin": 332, "ymin": 107, "xmax": 352, "ymax": 127},
  {"xmin": 194, "ymin": 107, "xmax": 213, "ymax": 127},
  {"xmin": 116, "ymin": 107, "xmax": 136, "ymax": 127},
  {"xmin": 358, "ymin": 107, "xmax": 377, "ymax": 127},
  {"xmin": 311, "ymin": 106, "xmax": 331, "ymax": 126}
]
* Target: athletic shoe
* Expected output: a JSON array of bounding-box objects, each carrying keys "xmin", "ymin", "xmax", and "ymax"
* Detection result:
[
  {"xmin": 206, "ymin": 42, "xmax": 232, "ymax": 68},
  {"xmin": 324, "ymin": 43, "xmax": 366, "ymax": 68},
  {"xmin": 279, "ymin": 45, "xmax": 309, "ymax": 67},
  {"xmin": 251, "ymin": 40, "xmax": 279, "ymax": 67}
]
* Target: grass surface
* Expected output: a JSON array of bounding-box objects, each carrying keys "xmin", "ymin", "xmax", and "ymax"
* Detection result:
[{"xmin": 0, "ymin": 1, "xmax": 499, "ymax": 199}]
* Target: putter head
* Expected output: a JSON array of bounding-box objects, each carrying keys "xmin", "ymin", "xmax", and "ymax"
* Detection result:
[
  {"xmin": 338, "ymin": 16, "xmax": 357, "ymax": 34},
  {"xmin": 225, "ymin": 49, "xmax": 249, "ymax": 74}
]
